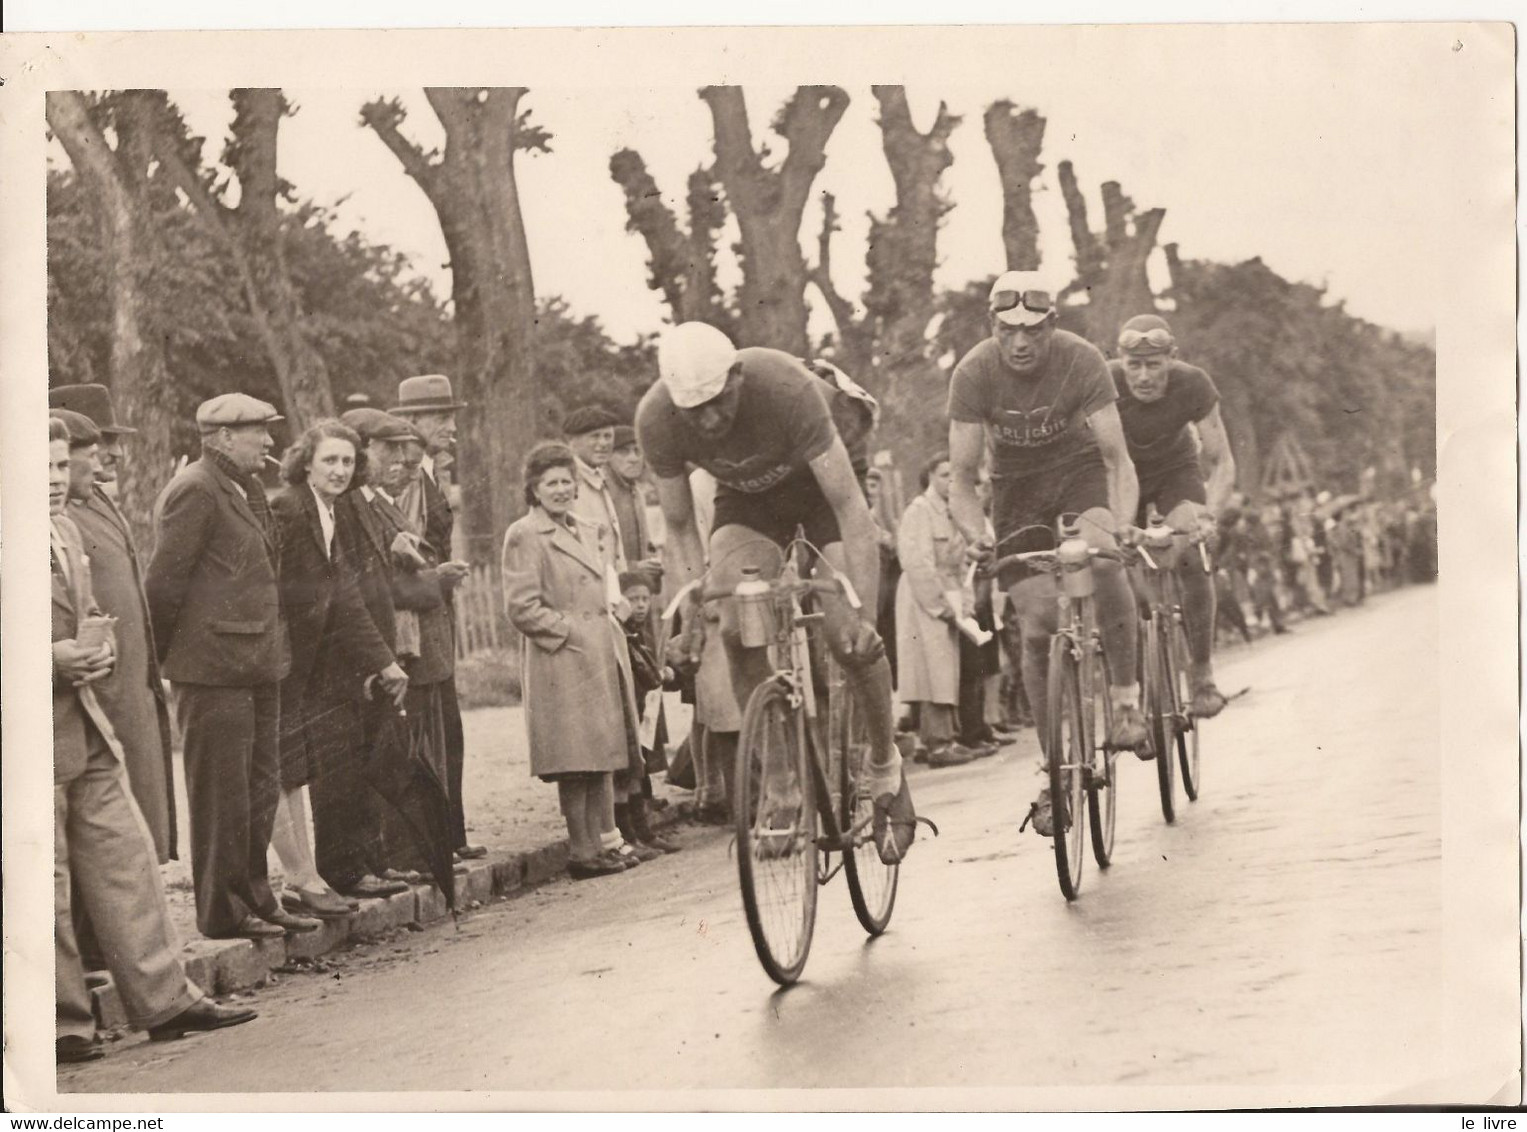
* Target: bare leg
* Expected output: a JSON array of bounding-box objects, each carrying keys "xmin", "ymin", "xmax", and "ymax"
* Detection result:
[{"xmin": 558, "ymin": 778, "xmax": 597, "ymax": 861}]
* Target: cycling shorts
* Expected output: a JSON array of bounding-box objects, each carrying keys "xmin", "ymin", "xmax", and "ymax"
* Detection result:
[
  {"xmin": 1134, "ymin": 459, "xmax": 1207, "ymax": 527},
  {"xmin": 711, "ymin": 466, "xmax": 843, "ymax": 551},
  {"xmin": 992, "ymin": 458, "xmax": 1109, "ymax": 589}
]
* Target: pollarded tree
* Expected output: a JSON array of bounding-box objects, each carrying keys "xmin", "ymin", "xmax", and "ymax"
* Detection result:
[
  {"xmin": 1057, "ymin": 160, "xmax": 1165, "ymax": 346},
  {"xmin": 700, "ymin": 85, "xmax": 850, "ymax": 354},
  {"xmin": 361, "ymin": 88, "xmax": 549, "ymax": 566},
  {"xmin": 46, "ymin": 90, "xmax": 185, "ymax": 547}
]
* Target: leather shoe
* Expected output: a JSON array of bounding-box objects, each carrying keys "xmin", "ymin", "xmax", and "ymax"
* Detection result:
[
  {"xmin": 340, "ymin": 874, "xmax": 410, "ymax": 899},
  {"xmin": 568, "ymin": 855, "xmax": 626, "ymax": 879},
  {"xmin": 148, "ymin": 998, "xmax": 258, "ymax": 1042},
  {"xmin": 694, "ymin": 801, "xmax": 730, "ymax": 826},
  {"xmin": 262, "ymin": 909, "xmax": 321, "ymax": 934},
  {"xmin": 57, "ymin": 1035, "xmax": 104, "ymax": 1063},
  {"xmin": 639, "ymin": 834, "xmax": 682, "ymax": 854},
  {"xmin": 281, "ymin": 887, "xmax": 352, "ymax": 920},
  {"xmin": 455, "ymin": 844, "xmax": 488, "ymax": 860},
  {"xmin": 208, "ymin": 914, "xmax": 285, "ymax": 940}
]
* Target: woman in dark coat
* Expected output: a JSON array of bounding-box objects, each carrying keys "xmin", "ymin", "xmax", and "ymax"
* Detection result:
[{"xmin": 270, "ymin": 420, "xmax": 407, "ymax": 918}]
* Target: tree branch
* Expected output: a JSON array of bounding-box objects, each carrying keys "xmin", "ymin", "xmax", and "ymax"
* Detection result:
[
  {"xmin": 983, "ymin": 100, "xmax": 1046, "ymax": 271},
  {"xmin": 360, "ymin": 96, "xmax": 442, "ymax": 197},
  {"xmin": 774, "ymin": 85, "xmax": 850, "ymax": 218}
]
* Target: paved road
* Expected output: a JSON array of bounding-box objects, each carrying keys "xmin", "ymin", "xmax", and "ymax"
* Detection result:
[{"xmin": 66, "ymin": 587, "xmax": 1442, "ymax": 1105}]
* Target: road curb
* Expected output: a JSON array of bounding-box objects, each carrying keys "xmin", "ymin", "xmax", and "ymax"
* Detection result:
[{"xmin": 90, "ymin": 809, "xmax": 683, "ymax": 1027}]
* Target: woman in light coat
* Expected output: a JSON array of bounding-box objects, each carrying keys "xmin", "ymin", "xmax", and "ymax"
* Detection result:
[
  {"xmin": 895, "ymin": 454, "xmax": 974, "ymax": 769},
  {"xmin": 502, "ymin": 442, "xmax": 643, "ymax": 880}
]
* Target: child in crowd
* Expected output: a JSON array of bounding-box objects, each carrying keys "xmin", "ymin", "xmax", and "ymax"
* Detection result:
[{"xmin": 616, "ymin": 571, "xmax": 681, "ymax": 854}]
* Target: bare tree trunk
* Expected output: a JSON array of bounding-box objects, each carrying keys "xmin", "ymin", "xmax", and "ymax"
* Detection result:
[
  {"xmin": 609, "ymin": 150, "xmax": 735, "ymax": 334},
  {"xmin": 982, "ymin": 100, "xmax": 1045, "ymax": 271},
  {"xmin": 46, "ymin": 90, "xmax": 181, "ymax": 549},
  {"xmin": 1057, "ymin": 162, "xmax": 1164, "ymax": 345},
  {"xmin": 363, "ymin": 89, "xmax": 546, "ymax": 568},
  {"xmin": 700, "ymin": 85, "xmax": 849, "ymax": 354},
  {"xmin": 151, "ymin": 89, "xmax": 334, "ymax": 429},
  {"xmin": 806, "ymin": 192, "xmax": 873, "ymax": 379}
]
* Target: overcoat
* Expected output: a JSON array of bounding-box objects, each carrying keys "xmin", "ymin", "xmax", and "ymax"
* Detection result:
[
  {"xmin": 52, "ymin": 515, "xmax": 127, "ymax": 783},
  {"xmin": 271, "ymin": 485, "xmax": 395, "ymax": 789},
  {"xmin": 67, "ymin": 489, "xmax": 177, "ymax": 860},
  {"xmin": 501, "ymin": 506, "xmax": 639, "ymax": 778},
  {"xmin": 894, "ymin": 487, "xmax": 966, "ymax": 707}
]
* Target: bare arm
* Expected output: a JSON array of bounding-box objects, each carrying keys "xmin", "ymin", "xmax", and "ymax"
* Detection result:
[
  {"xmin": 1086, "ymin": 402, "xmax": 1140, "ymax": 528},
  {"xmin": 1196, "ymin": 405, "xmax": 1237, "ymax": 513},
  {"xmin": 653, "ymin": 473, "xmax": 707, "ymax": 594},
  {"xmin": 808, "ymin": 437, "xmax": 881, "ymax": 621},
  {"xmin": 948, "ymin": 419, "xmax": 988, "ymax": 546}
]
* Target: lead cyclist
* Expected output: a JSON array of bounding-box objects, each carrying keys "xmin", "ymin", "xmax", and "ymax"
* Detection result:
[{"xmin": 636, "ymin": 322, "xmax": 918, "ymax": 865}]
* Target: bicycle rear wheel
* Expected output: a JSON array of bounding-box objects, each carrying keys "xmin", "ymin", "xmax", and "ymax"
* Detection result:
[
  {"xmin": 1145, "ymin": 614, "xmax": 1178, "ymax": 823},
  {"xmin": 1086, "ymin": 649, "xmax": 1117, "ymax": 868},
  {"xmin": 1167, "ymin": 615, "xmax": 1202, "ymax": 800},
  {"xmin": 837, "ymin": 681, "xmax": 898, "ymax": 935},
  {"xmin": 1045, "ymin": 634, "xmax": 1088, "ymax": 900},
  {"xmin": 736, "ymin": 679, "xmax": 819, "ymax": 986}
]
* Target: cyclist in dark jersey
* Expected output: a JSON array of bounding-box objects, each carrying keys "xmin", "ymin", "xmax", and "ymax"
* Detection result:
[
  {"xmin": 637, "ymin": 323, "xmax": 917, "ymax": 864},
  {"xmin": 948, "ymin": 272, "xmax": 1146, "ymax": 836},
  {"xmin": 1110, "ymin": 313, "xmax": 1237, "ymax": 716}
]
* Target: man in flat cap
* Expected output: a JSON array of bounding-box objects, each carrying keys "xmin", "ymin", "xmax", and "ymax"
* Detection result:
[
  {"xmin": 50, "ymin": 417, "xmax": 257, "ymax": 1062},
  {"xmin": 145, "ymin": 393, "xmax": 319, "ymax": 940},
  {"xmin": 390, "ymin": 376, "xmax": 482, "ymax": 861},
  {"xmin": 49, "ymin": 387, "xmax": 178, "ymax": 865}
]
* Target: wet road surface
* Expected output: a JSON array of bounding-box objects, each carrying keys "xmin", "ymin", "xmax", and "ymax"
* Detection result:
[{"xmin": 65, "ymin": 587, "xmax": 1442, "ymax": 1104}]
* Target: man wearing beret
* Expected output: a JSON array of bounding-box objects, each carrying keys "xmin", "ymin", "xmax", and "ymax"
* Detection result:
[
  {"xmin": 390, "ymin": 375, "xmax": 483, "ymax": 861},
  {"xmin": 145, "ymin": 393, "xmax": 320, "ymax": 940},
  {"xmin": 562, "ymin": 403, "xmax": 629, "ymax": 574},
  {"xmin": 49, "ymin": 386, "xmax": 178, "ymax": 865}
]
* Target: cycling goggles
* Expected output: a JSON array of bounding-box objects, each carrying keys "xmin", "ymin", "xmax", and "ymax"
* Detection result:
[
  {"xmin": 1118, "ymin": 327, "xmax": 1175, "ymax": 352},
  {"xmin": 990, "ymin": 289, "xmax": 1054, "ymax": 326}
]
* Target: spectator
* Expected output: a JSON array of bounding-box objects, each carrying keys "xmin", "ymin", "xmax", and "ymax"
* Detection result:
[
  {"xmin": 501, "ymin": 442, "xmax": 644, "ymax": 879},
  {"xmin": 270, "ymin": 421, "xmax": 409, "ymax": 919},
  {"xmin": 328, "ymin": 408, "xmax": 444, "ymax": 899},
  {"xmin": 51, "ymin": 418, "xmax": 256, "ymax": 1062},
  {"xmin": 607, "ymin": 424, "xmax": 660, "ymax": 575},
  {"xmin": 864, "ymin": 467, "xmax": 900, "ymax": 684},
  {"xmin": 49, "ymin": 387, "xmax": 177, "ymax": 864},
  {"xmin": 895, "ymin": 454, "xmax": 976, "ymax": 768},
  {"xmin": 145, "ymin": 394, "xmax": 319, "ymax": 940},
  {"xmin": 390, "ymin": 375, "xmax": 482, "ymax": 863},
  {"xmin": 956, "ymin": 473, "xmax": 1003, "ymax": 755},
  {"xmin": 562, "ymin": 404, "xmax": 628, "ymax": 572},
  {"xmin": 681, "ymin": 468, "xmax": 740, "ymax": 824},
  {"xmin": 616, "ymin": 571, "xmax": 681, "ymax": 855}
]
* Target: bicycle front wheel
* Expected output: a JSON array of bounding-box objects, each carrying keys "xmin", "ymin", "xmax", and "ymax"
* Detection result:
[
  {"xmin": 1045, "ymin": 634, "xmax": 1088, "ymax": 900},
  {"xmin": 736, "ymin": 679, "xmax": 819, "ymax": 986},
  {"xmin": 1145, "ymin": 614, "xmax": 1178, "ymax": 823},
  {"xmin": 1087, "ymin": 649, "xmax": 1117, "ymax": 868},
  {"xmin": 838, "ymin": 683, "xmax": 898, "ymax": 936},
  {"xmin": 1168, "ymin": 615, "xmax": 1202, "ymax": 800}
]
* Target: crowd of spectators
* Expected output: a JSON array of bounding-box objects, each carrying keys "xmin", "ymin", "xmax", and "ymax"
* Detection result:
[{"xmin": 47, "ymin": 360, "xmax": 1438, "ymax": 1062}]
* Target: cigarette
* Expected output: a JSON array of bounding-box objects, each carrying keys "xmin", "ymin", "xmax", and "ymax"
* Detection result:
[{"xmin": 265, "ymin": 455, "xmax": 282, "ymax": 468}]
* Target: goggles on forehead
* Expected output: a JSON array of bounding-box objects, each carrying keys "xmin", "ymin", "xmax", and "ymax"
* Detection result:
[
  {"xmin": 990, "ymin": 289, "xmax": 1054, "ymax": 315},
  {"xmin": 1118, "ymin": 327, "xmax": 1175, "ymax": 352}
]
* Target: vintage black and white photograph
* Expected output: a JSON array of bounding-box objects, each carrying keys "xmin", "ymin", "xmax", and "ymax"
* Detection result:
[{"xmin": 0, "ymin": 16, "xmax": 1517, "ymax": 1113}]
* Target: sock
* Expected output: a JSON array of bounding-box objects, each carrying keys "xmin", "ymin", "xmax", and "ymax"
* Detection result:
[
  {"xmin": 600, "ymin": 829, "xmax": 623, "ymax": 851},
  {"xmin": 865, "ymin": 744, "xmax": 904, "ymax": 798}
]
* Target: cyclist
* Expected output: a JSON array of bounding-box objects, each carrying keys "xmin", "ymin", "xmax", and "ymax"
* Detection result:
[
  {"xmin": 947, "ymin": 272, "xmax": 1146, "ymax": 836},
  {"xmin": 1110, "ymin": 313, "xmax": 1237, "ymax": 717},
  {"xmin": 637, "ymin": 323, "xmax": 917, "ymax": 865}
]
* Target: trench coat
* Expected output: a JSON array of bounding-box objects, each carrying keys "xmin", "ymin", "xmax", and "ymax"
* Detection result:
[
  {"xmin": 66, "ymin": 489, "xmax": 177, "ymax": 861},
  {"xmin": 894, "ymin": 487, "xmax": 966, "ymax": 707},
  {"xmin": 501, "ymin": 506, "xmax": 639, "ymax": 779}
]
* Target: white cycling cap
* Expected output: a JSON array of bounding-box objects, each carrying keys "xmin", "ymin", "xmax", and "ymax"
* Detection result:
[
  {"xmin": 988, "ymin": 270, "xmax": 1058, "ymax": 327},
  {"xmin": 658, "ymin": 322, "xmax": 738, "ymax": 408}
]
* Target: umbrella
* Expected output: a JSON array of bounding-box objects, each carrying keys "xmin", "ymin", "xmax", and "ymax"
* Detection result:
[{"xmin": 363, "ymin": 696, "xmax": 457, "ymax": 911}]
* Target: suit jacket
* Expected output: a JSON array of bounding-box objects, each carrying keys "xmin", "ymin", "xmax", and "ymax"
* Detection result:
[
  {"xmin": 358, "ymin": 486, "xmax": 454, "ymax": 685},
  {"xmin": 337, "ymin": 490, "xmax": 399, "ymax": 654},
  {"xmin": 145, "ymin": 456, "xmax": 290, "ymax": 686},
  {"xmin": 52, "ymin": 515, "xmax": 127, "ymax": 784},
  {"xmin": 420, "ymin": 463, "xmax": 455, "ymax": 568},
  {"xmin": 271, "ymin": 486, "xmax": 395, "ymax": 697}
]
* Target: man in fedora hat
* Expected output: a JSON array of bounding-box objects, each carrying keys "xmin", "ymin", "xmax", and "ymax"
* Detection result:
[
  {"xmin": 390, "ymin": 375, "xmax": 483, "ymax": 861},
  {"xmin": 145, "ymin": 393, "xmax": 320, "ymax": 940},
  {"xmin": 49, "ymin": 386, "xmax": 178, "ymax": 864}
]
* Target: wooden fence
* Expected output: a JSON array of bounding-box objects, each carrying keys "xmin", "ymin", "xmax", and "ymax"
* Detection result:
[{"xmin": 453, "ymin": 564, "xmax": 505, "ymax": 657}]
